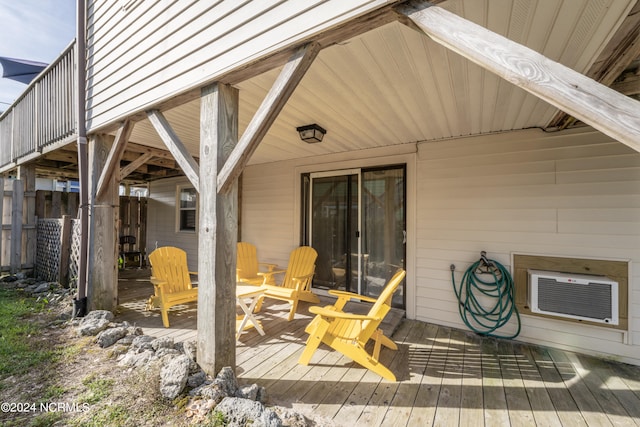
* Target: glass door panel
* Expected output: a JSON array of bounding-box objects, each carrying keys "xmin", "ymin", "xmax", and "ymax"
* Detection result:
[
  {"xmin": 362, "ymin": 167, "xmax": 406, "ymax": 308},
  {"xmin": 309, "ymin": 174, "xmax": 359, "ymax": 292}
]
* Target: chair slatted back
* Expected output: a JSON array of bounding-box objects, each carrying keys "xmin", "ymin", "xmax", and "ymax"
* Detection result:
[
  {"xmin": 282, "ymin": 246, "xmax": 317, "ymax": 290},
  {"xmin": 236, "ymin": 242, "xmax": 259, "ymax": 281},
  {"xmin": 360, "ymin": 269, "xmax": 406, "ymax": 341},
  {"xmin": 149, "ymin": 247, "xmax": 193, "ymax": 294}
]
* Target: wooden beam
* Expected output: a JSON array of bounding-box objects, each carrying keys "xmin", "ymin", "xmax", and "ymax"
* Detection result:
[
  {"xmin": 96, "ymin": 120, "xmax": 133, "ymax": 198},
  {"xmin": 120, "ymin": 153, "xmax": 154, "ymax": 180},
  {"xmin": 197, "ymin": 83, "xmax": 239, "ymax": 376},
  {"xmin": 147, "ymin": 110, "xmax": 200, "ymax": 191},
  {"xmin": 217, "ymin": 42, "xmax": 321, "ymax": 193},
  {"xmin": 396, "ymin": 2, "xmax": 640, "ymax": 152},
  {"xmin": 546, "ymin": 3, "xmax": 640, "ymax": 130}
]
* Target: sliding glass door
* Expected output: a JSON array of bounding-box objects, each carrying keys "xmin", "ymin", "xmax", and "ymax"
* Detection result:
[{"xmin": 304, "ymin": 165, "xmax": 406, "ymax": 308}]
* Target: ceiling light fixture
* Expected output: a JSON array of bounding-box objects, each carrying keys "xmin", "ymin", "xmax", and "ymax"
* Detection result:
[{"xmin": 296, "ymin": 123, "xmax": 326, "ymax": 143}]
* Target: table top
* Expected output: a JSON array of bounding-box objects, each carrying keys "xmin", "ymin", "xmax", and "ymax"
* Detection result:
[{"xmin": 236, "ymin": 284, "xmax": 265, "ymax": 298}]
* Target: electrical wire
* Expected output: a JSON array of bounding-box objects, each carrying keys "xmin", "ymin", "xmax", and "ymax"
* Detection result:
[{"xmin": 450, "ymin": 252, "xmax": 521, "ymax": 339}]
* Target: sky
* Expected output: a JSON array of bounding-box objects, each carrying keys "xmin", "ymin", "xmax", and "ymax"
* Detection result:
[{"xmin": 0, "ymin": 0, "xmax": 76, "ymax": 108}]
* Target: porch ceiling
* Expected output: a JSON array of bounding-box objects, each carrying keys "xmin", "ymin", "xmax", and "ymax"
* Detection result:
[{"xmin": 111, "ymin": 0, "xmax": 638, "ymax": 178}]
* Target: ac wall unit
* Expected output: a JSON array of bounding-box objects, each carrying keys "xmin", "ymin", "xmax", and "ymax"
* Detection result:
[{"xmin": 528, "ymin": 269, "xmax": 618, "ymax": 325}]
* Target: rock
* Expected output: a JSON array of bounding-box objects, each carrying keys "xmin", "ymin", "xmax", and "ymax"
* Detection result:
[
  {"xmin": 214, "ymin": 366, "xmax": 238, "ymax": 397},
  {"xmin": 272, "ymin": 407, "xmax": 310, "ymax": 427},
  {"xmin": 187, "ymin": 371, "xmax": 207, "ymax": 388},
  {"xmin": 152, "ymin": 337, "xmax": 174, "ymax": 352},
  {"xmin": 96, "ymin": 327, "xmax": 128, "ymax": 348},
  {"xmin": 82, "ymin": 310, "xmax": 115, "ymax": 322},
  {"xmin": 156, "ymin": 348, "xmax": 181, "ymax": 359},
  {"xmin": 126, "ymin": 325, "xmax": 144, "ymax": 336},
  {"xmin": 117, "ymin": 349, "xmax": 155, "ymax": 368},
  {"xmin": 160, "ymin": 354, "xmax": 191, "ymax": 399},
  {"xmin": 183, "ymin": 340, "xmax": 197, "ymax": 361},
  {"xmin": 33, "ymin": 283, "xmax": 51, "ymax": 293},
  {"xmin": 130, "ymin": 335, "xmax": 155, "ymax": 352},
  {"xmin": 215, "ymin": 397, "xmax": 282, "ymax": 427},
  {"xmin": 236, "ymin": 383, "xmax": 260, "ymax": 401},
  {"xmin": 77, "ymin": 318, "xmax": 110, "ymax": 336},
  {"xmin": 189, "ymin": 382, "xmax": 227, "ymax": 403},
  {"xmin": 0, "ymin": 275, "xmax": 18, "ymax": 282},
  {"xmin": 116, "ymin": 335, "xmax": 136, "ymax": 346}
]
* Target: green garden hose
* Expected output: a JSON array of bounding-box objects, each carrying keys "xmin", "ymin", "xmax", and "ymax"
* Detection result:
[{"xmin": 450, "ymin": 251, "xmax": 521, "ymax": 339}]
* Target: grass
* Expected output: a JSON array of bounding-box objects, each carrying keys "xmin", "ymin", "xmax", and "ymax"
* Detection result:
[
  {"xmin": 80, "ymin": 373, "xmax": 114, "ymax": 404},
  {"xmin": 0, "ymin": 288, "xmax": 54, "ymax": 380}
]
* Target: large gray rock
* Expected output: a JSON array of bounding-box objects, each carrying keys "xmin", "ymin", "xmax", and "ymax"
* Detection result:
[
  {"xmin": 117, "ymin": 349, "xmax": 155, "ymax": 368},
  {"xmin": 214, "ymin": 366, "xmax": 238, "ymax": 396},
  {"xmin": 160, "ymin": 354, "xmax": 191, "ymax": 399},
  {"xmin": 130, "ymin": 335, "xmax": 156, "ymax": 353},
  {"xmin": 82, "ymin": 310, "xmax": 115, "ymax": 322},
  {"xmin": 183, "ymin": 340, "xmax": 197, "ymax": 362},
  {"xmin": 152, "ymin": 337, "xmax": 174, "ymax": 352},
  {"xmin": 77, "ymin": 318, "xmax": 110, "ymax": 336},
  {"xmin": 215, "ymin": 397, "xmax": 282, "ymax": 427},
  {"xmin": 95, "ymin": 327, "xmax": 128, "ymax": 348}
]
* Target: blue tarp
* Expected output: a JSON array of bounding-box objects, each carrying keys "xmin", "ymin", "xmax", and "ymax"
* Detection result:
[{"xmin": 0, "ymin": 56, "xmax": 47, "ymax": 84}]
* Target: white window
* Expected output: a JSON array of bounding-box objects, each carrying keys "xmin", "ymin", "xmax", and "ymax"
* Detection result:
[{"xmin": 177, "ymin": 187, "xmax": 197, "ymax": 232}]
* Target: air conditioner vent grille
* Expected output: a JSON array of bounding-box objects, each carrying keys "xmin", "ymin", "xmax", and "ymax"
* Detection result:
[
  {"xmin": 537, "ymin": 277, "xmax": 612, "ymax": 320},
  {"xmin": 528, "ymin": 270, "xmax": 618, "ymax": 325}
]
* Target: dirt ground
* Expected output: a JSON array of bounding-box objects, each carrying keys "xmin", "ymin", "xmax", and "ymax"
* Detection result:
[{"xmin": 0, "ymin": 293, "xmax": 197, "ymax": 427}]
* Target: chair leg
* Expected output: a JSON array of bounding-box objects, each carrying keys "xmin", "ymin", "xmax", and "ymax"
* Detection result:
[
  {"xmin": 254, "ymin": 296, "xmax": 264, "ymax": 313},
  {"xmin": 161, "ymin": 307, "xmax": 170, "ymax": 328},
  {"xmin": 334, "ymin": 340, "xmax": 396, "ymax": 382},
  {"xmin": 287, "ymin": 299, "xmax": 299, "ymax": 321},
  {"xmin": 298, "ymin": 319, "xmax": 329, "ymax": 365}
]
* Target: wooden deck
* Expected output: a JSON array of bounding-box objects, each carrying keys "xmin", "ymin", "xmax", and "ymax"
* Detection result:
[{"xmin": 116, "ymin": 269, "xmax": 640, "ymax": 426}]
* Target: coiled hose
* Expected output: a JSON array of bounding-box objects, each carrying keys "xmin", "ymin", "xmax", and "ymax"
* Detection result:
[{"xmin": 450, "ymin": 252, "xmax": 521, "ymax": 339}]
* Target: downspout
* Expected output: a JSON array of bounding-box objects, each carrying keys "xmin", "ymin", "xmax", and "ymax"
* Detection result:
[{"xmin": 73, "ymin": 0, "xmax": 88, "ymax": 317}]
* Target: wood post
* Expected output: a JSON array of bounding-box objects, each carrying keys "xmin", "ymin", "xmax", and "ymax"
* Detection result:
[
  {"xmin": 10, "ymin": 179, "xmax": 23, "ymax": 274},
  {"xmin": 59, "ymin": 214, "xmax": 72, "ymax": 286},
  {"xmin": 87, "ymin": 134, "xmax": 119, "ymax": 311},
  {"xmin": 17, "ymin": 164, "xmax": 36, "ymax": 270},
  {"xmin": 197, "ymin": 83, "xmax": 239, "ymax": 376}
]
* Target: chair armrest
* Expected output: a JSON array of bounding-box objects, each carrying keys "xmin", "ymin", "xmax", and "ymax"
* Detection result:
[
  {"xmin": 150, "ymin": 278, "xmax": 169, "ymax": 292},
  {"xmin": 258, "ymin": 263, "xmax": 279, "ymax": 272},
  {"xmin": 327, "ymin": 290, "xmax": 378, "ymax": 304},
  {"xmin": 309, "ymin": 306, "xmax": 380, "ymax": 321}
]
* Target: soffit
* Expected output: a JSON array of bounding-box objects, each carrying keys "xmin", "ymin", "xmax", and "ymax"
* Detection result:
[{"xmin": 121, "ymin": 0, "xmax": 636, "ymax": 174}]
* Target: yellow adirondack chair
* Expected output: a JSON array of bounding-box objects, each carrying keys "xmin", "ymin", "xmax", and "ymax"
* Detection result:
[
  {"xmin": 236, "ymin": 242, "xmax": 280, "ymax": 285},
  {"xmin": 256, "ymin": 246, "xmax": 319, "ymax": 321},
  {"xmin": 146, "ymin": 246, "xmax": 198, "ymax": 328},
  {"xmin": 298, "ymin": 269, "xmax": 406, "ymax": 381}
]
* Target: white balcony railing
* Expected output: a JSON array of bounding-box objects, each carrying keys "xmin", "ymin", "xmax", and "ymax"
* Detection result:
[{"xmin": 0, "ymin": 40, "xmax": 77, "ymax": 169}]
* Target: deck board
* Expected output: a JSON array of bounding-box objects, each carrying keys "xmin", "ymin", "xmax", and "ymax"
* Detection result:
[{"xmin": 113, "ymin": 270, "xmax": 640, "ymax": 427}]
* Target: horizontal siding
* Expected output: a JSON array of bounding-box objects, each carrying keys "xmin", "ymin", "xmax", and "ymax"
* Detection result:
[
  {"xmin": 147, "ymin": 176, "xmax": 198, "ymax": 271},
  {"xmin": 415, "ymin": 128, "xmax": 640, "ymax": 364},
  {"xmin": 86, "ymin": 0, "xmax": 388, "ymax": 130}
]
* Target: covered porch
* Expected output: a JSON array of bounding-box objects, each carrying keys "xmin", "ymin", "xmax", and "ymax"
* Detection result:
[{"xmin": 116, "ymin": 269, "xmax": 640, "ymax": 426}]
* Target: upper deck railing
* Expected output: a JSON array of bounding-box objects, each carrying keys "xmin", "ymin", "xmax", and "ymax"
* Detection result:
[{"xmin": 0, "ymin": 40, "xmax": 77, "ymax": 170}]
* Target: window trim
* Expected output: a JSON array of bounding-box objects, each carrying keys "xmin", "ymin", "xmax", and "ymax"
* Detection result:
[{"xmin": 176, "ymin": 185, "xmax": 198, "ymax": 233}]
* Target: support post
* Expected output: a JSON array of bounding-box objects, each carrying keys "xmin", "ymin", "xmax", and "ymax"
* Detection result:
[
  {"xmin": 17, "ymin": 165, "xmax": 36, "ymax": 270},
  {"xmin": 197, "ymin": 83, "xmax": 239, "ymax": 376},
  {"xmin": 10, "ymin": 179, "xmax": 23, "ymax": 274},
  {"xmin": 87, "ymin": 134, "xmax": 119, "ymax": 311}
]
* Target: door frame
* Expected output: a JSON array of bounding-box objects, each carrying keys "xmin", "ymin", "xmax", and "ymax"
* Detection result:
[{"xmin": 293, "ymin": 148, "xmax": 417, "ymax": 319}]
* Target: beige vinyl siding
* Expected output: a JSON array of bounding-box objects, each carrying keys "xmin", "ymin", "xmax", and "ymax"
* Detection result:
[
  {"xmin": 147, "ymin": 176, "xmax": 198, "ymax": 271},
  {"xmin": 85, "ymin": 0, "xmax": 389, "ymax": 131},
  {"xmin": 416, "ymin": 128, "xmax": 640, "ymax": 364}
]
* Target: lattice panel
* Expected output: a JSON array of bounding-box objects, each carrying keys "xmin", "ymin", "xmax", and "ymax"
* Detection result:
[
  {"xmin": 36, "ymin": 219, "xmax": 63, "ymax": 282},
  {"xmin": 68, "ymin": 219, "xmax": 81, "ymax": 289}
]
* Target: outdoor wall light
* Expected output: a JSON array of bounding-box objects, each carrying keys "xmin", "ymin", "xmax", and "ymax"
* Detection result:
[{"xmin": 296, "ymin": 123, "xmax": 326, "ymax": 143}]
